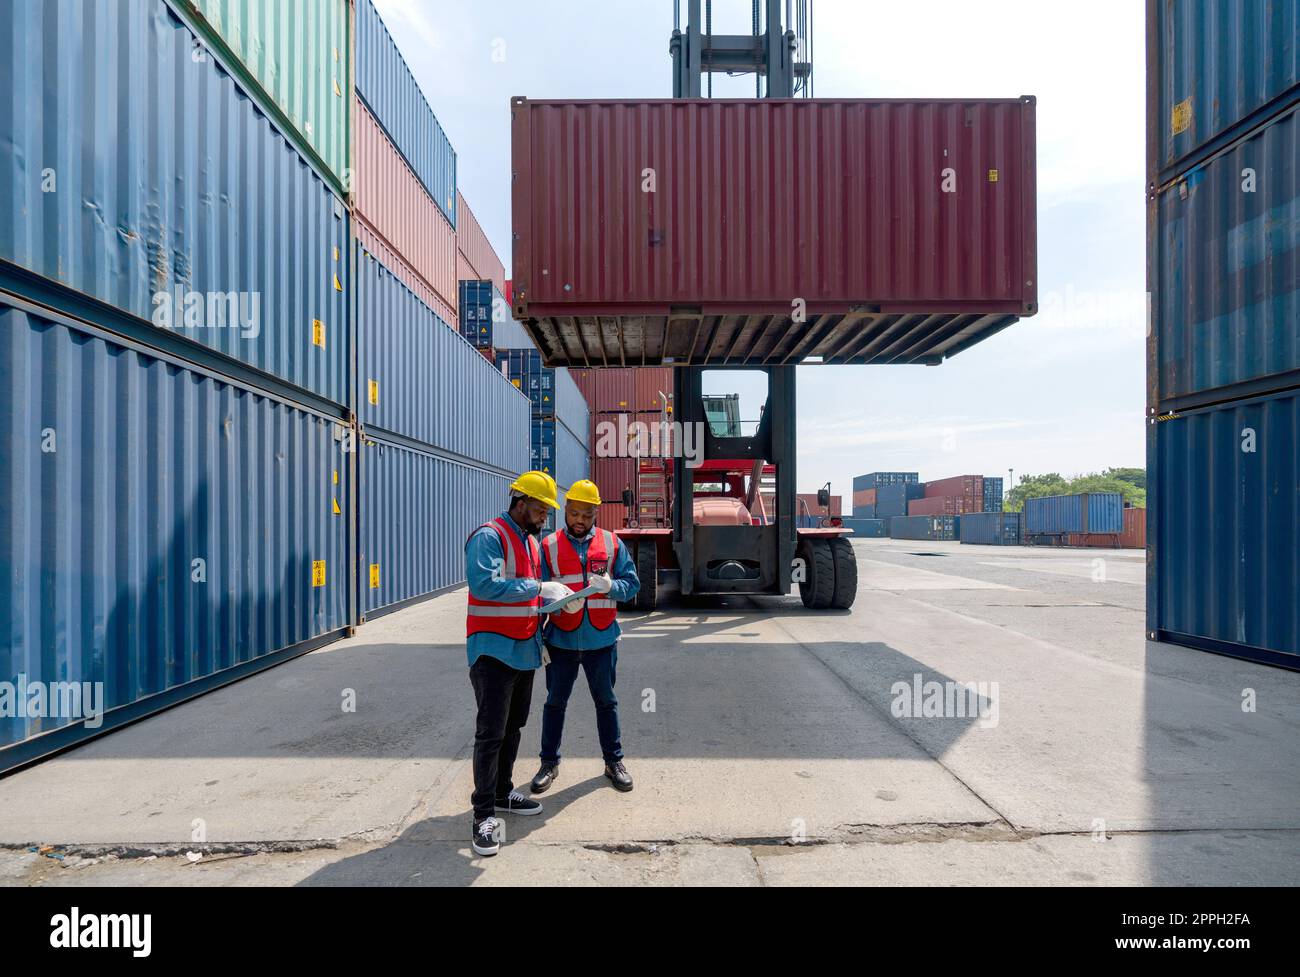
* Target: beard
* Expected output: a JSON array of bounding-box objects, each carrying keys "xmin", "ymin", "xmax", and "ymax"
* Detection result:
[{"xmin": 566, "ymin": 521, "xmax": 592, "ymax": 539}]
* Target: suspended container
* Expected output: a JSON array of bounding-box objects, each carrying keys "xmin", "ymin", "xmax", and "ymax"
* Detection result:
[
  {"xmin": 0, "ymin": 0, "xmax": 351, "ymax": 406},
  {"xmin": 512, "ymin": 97, "xmax": 1037, "ymax": 366},
  {"xmin": 0, "ymin": 295, "xmax": 353, "ymax": 772},
  {"xmin": 354, "ymin": 0, "xmax": 456, "ymax": 225},
  {"xmin": 356, "ymin": 243, "xmax": 531, "ymax": 472},
  {"xmin": 360, "ymin": 436, "xmax": 522, "ymax": 617},
  {"xmin": 177, "ymin": 0, "xmax": 351, "ymax": 196}
]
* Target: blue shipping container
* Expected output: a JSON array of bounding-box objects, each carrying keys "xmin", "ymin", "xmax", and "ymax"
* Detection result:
[
  {"xmin": 841, "ymin": 517, "xmax": 887, "ymax": 538},
  {"xmin": 357, "ymin": 244, "xmax": 530, "ymax": 472},
  {"xmin": 852, "ymin": 472, "xmax": 919, "ymax": 491},
  {"xmin": 875, "ymin": 482, "xmax": 925, "ymax": 519},
  {"xmin": 0, "ymin": 0, "xmax": 351, "ymax": 406},
  {"xmin": 355, "ymin": 0, "xmax": 457, "ymax": 226},
  {"xmin": 1148, "ymin": 0, "xmax": 1300, "ymax": 181},
  {"xmin": 360, "ymin": 436, "xmax": 522, "ymax": 616},
  {"xmin": 458, "ymin": 279, "xmax": 532, "ymax": 350},
  {"xmin": 1024, "ymin": 493, "xmax": 1124, "ymax": 535},
  {"xmin": 1152, "ymin": 104, "xmax": 1300, "ymax": 407},
  {"xmin": 0, "ymin": 295, "xmax": 352, "ymax": 770},
  {"xmin": 889, "ymin": 515, "xmax": 960, "ymax": 541},
  {"xmin": 495, "ymin": 349, "xmax": 590, "ymax": 448},
  {"xmin": 960, "ymin": 511, "xmax": 1022, "ymax": 545},
  {"xmin": 852, "ymin": 504, "xmax": 877, "ymax": 520},
  {"xmin": 983, "ymin": 476, "xmax": 1004, "ymax": 512},
  {"xmin": 1149, "ymin": 388, "xmax": 1299, "ymax": 665}
]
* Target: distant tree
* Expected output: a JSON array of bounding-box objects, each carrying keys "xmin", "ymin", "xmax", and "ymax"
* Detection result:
[
  {"xmin": 1006, "ymin": 471, "xmax": 1145, "ymax": 511},
  {"xmin": 1105, "ymin": 466, "xmax": 1146, "ymax": 491},
  {"xmin": 1005, "ymin": 473, "xmax": 1069, "ymax": 512}
]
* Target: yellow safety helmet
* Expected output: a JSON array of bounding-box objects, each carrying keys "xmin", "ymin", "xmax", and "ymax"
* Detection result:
[
  {"xmin": 509, "ymin": 470, "xmax": 560, "ymax": 509},
  {"xmin": 565, "ymin": 478, "xmax": 602, "ymax": 507}
]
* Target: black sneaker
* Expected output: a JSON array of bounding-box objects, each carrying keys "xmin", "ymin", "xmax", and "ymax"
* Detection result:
[
  {"xmin": 605, "ymin": 761, "xmax": 634, "ymax": 792},
  {"xmin": 472, "ymin": 816, "xmax": 502, "ymax": 856},
  {"xmin": 495, "ymin": 787, "xmax": 543, "ymax": 816},
  {"xmin": 530, "ymin": 763, "xmax": 559, "ymax": 794}
]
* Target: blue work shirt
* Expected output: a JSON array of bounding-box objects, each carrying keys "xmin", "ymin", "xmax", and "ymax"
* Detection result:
[
  {"xmin": 541, "ymin": 526, "xmax": 640, "ymax": 650},
  {"xmin": 464, "ymin": 511, "xmax": 544, "ymax": 670}
]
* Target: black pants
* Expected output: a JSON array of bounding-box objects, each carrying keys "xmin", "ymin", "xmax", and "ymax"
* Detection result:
[{"xmin": 469, "ymin": 654, "xmax": 536, "ymax": 821}]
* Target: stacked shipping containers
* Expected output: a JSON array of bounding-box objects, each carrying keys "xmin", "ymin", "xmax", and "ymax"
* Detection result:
[
  {"xmin": 852, "ymin": 473, "xmax": 919, "ymax": 520},
  {"xmin": 0, "ymin": 0, "xmax": 529, "ymax": 770},
  {"xmin": 1147, "ymin": 0, "xmax": 1299, "ymax": 666}
]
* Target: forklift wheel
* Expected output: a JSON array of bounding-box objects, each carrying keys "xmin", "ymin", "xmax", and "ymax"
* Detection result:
[
  {"xmin": 797, "ymin": 538, "xmax": 835, "ymax": 609},
  {"xmin": 634, "ymin": 541, "xmax": 657, "ymax": 611},
  {"xmin": 828, "ymin": 536, "xmax": 857, "ymax": 609}
]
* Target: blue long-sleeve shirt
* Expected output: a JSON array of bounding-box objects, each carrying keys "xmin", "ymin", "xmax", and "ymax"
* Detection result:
[
  {"xmin": 541, "ymin": 528, "xmax": 640, "ymax": 650},
  {"xmin": 464, "ymin": 511, "xmax": 544, "ymax": 670}
]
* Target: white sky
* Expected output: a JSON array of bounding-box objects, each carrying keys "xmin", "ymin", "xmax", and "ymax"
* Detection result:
[{"xmin": 374, "ymin": 0, "xmax": 1147, "ymax": 499}]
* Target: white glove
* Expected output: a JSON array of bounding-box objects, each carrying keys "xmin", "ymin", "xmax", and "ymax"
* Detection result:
[
  {"xmin": 589, "ymin": 572, "xmax": 613, "ymax": 595},
  {"xmin": 540, "ymin": 581, "xmax": 575, "ymax": 603}
]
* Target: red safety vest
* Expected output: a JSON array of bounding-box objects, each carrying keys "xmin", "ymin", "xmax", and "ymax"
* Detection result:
[
  {"xmin": 541, "ymin": 529, "xmax": 620, "ymax": 632},
  {"xmin": 465, "ymin": 517, "xmax": 542, "ymax": 639}
]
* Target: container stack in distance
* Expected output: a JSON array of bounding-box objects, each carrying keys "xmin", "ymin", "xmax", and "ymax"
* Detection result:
[{"xmin": 1147, "ymin": 0, "xmax": 1300, "ymax": 666}]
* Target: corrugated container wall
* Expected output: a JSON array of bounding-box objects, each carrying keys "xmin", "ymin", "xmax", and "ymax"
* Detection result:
[
  {"xmin": 1151, "ymin": 104, "xmax": 1300, "ymax": 408},
  {"xmin": 890, "ymin": 515, "xmax": 960, "ymax": 541},
  {"xmin": 853, "ymin": 473, "xmax": 919, "ymax": 491},
  {"xmin": 360, "ymin": 438, "xmax": 521, "ymax": 616},
  {"xmin": 797, "ymin": 493, "xmax": 842, "ymax": 517},
  {"xmin": 983, "ymin": 477, "xmax": 1005, "ymax": 512},
  {"xmin": 1121, "ymin": 507, "xmax": 1147, "ymax": 549},
  {"xmin": 354, "ymin": 216, "xmax": 456, "ymax": 325},
  {"xmin": 842, "ymin": 517, "xmax": 887, "ymax": 538},
  {"xmin": 357, "ymin": 244, "xmax": 531, "ymax": 472},
  {"xmin": 909, "ymin": 496, "xmax": 962, "ymax": 517},
  {"xmin": 0, "ymin": 297, "xmax": 352, "ymax": 767},
  {"xmin": 354, "ymin": 0, "xmax": 456, "ymax": 225},
  {"xmin": 1147, "ymin": 0, "xmax": 1300, "ymax": 182},
  {"xmin": 1024, "ymin": 493, "xmax": 1124, "ymax": 535},
  {"xmin": 875, "ymin": 483, "xmax": 926, "ymax": 519},
  {"xmin": 0, "ymin": 0, "xmax": 351, "ymax": 405},
  {"xmin": 512, "ymin": 97, "xmax": 1037, "ymax": 367},
  {"xmin": 959, "ymin": 511, "xmax": 1022, "ymax": 545},
  {"xmin": 455, "ymin": 191, "xmax": 507, "ymax": 293},
  {"xmin": 571, "ymin": 368, "xmax": 674, "ymax": 414},
  {"xmin": 1149, "ymin": 390, "xmax": 1298, "ymax": 663},
  {"xmin": 353, "ymin": 97, "xmax": 457, "ymax": 315},
  {"xmin": 180, "ymin": 0, "xmax": 351, "ymax": 194}
]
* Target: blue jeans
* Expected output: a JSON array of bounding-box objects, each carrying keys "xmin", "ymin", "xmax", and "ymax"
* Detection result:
[{"xmin": 540, "ymin": 643, "xmax": 623, "ymax": 765}]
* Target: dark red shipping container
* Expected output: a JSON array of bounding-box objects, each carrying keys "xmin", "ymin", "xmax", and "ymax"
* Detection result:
[
  {"xmin": 797, "ymin": 493, "xmax": 841, "ymax": 516},
  {"xmin": 909, "ymin": 495, "xmax": 962, "ymax": 516},
  {"xmin": 511, "ymin": 97, "xmax": 1037, "ymax": 367},
  {"xmin": 571, "ymin": 367, "xmax": 674, "ymax": 414},
  {"xmin": 924, "ymin": 474, "xmax": 984, "ymax": 512}
]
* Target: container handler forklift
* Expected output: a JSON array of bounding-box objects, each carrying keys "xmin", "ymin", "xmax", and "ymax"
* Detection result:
[{"xmin": 611, "ymin": 0, "xmax": 856, "ymax": 612}]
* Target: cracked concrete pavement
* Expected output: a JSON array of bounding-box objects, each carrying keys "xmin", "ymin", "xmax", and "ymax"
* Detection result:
[{"xmin": 2, "ymin": 539, "xmax": 1298, "ymax": 885}]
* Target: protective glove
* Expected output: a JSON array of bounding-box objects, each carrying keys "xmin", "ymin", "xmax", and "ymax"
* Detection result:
[
  {"xmin": 588, "ymin": 572, "xmax": 613, "ymax": 595},
  {"xmin": 539, "ymin": 581, "xmax": 575, "ymax": 604}
]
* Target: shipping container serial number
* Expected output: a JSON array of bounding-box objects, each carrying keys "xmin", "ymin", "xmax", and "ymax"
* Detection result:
[{"xmin": 1122, "ymin": 914, "xmax": 1251, "ymax": 927}]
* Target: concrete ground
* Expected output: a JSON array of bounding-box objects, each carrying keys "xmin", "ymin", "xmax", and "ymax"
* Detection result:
[{"xmin": 2, "ymin": 539, "xmax": 1298, "ymax": 886}]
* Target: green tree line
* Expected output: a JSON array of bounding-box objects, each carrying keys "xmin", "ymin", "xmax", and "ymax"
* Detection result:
[{"xmin": 1004, "ymin": 468, "xmax": 1145, "ymax": 512}]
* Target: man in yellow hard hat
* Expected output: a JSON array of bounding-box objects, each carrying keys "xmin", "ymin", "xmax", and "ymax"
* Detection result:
[
  {"xmin": 530, "ymin": 478, "xmax": 640, "ymax": 796},
  {"xmin": 464, "ymin": 470, "xmax": 581, "ymax": 857}
]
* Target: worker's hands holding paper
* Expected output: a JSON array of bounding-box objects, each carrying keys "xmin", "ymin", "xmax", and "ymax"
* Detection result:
[
  {"xmin": 588, "ymin": 572, "xmax": 613, "ymax": 594},
  {"xmin": 540, "ymin": 581, "xmax": 575, "ymax": 604}
]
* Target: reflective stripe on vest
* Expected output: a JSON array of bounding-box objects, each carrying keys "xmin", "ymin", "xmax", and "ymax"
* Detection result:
[
  {"xmin": 466, "ymin": 518, "xmax": 542, "ymax": 639},
  {"xmin": 542, "ymin": 528, "xmax": 619, "ymax": 632}
]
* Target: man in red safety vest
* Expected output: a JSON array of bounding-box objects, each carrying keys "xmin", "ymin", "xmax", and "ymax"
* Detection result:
[
  {"xmin": 529, "ymin": 478, "xmax": 640, "ymax": 797},
  {"xmin": 464, "ymin": 470, "xmax": 583, "ymax": 857}
]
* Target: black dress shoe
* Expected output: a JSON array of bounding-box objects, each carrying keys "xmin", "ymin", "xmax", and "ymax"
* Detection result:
[
  {"xmin": 605, "ymin": 761, "xmax": 633, "ymax": 792},
  {"xmin": 530, "ymin": 763, "xmax": 559, "ymax": 794}
]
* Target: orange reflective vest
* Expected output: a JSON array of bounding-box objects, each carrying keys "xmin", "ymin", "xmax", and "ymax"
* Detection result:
[
  {"xmin": 541, "ymin": 528, "xmax": 620, "ymax": 632},
  {"xmin": 465, "ymin": 518, "xmax": 542, "ymax": 639}
]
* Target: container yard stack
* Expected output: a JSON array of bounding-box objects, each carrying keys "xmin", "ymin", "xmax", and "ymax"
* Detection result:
[
  {"xmin": 797, "ymin": 493, "xmax": 842, "ymax": 529},
  {"xmin": 0, "ymin": 0, "xmax": 357, "ymax": 771},
  {"xmin": 1023, "ymin": 493, "xmax": 1123, "ymax": 547},
  {"xmin": 1147, "ymin": 0, "xmax": 1299, "ymax": 667},
  {"xmin": 890, "ymin": 516, "xmax": 961, "ymax": 542},
  {"xmin": 841, "ymin": 518, "xmax": 889, "ymax": 538},
  {"xmin": 917, "ymin": 475, "xmax": 985, "ymax": 515},
  {"xmin": 852, "ymin": 473, "xmax": 919, "ymax": 522},
  {"xmin": 876, "ymin": 483, "xmax": 926, "ymax": 523},
  {"xmin": 983, "ymin": 477, "xmax": 1005, "ymax": 512}
]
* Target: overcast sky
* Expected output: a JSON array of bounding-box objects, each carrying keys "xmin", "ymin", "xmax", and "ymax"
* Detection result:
[{"xmin": 374, "ymin": 0, "xmax": 1147, "ymax": 498}]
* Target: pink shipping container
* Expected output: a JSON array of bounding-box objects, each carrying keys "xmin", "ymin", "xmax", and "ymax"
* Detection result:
[
  {"xmin": 455, "ymin": 190, "xmax": 507, "ymax": 293},
  {"xmin": 571, "ymin": 367, "xmax": 674, "ymax": 414},
  {"xmin": 925, "ymin": 474, "xmax": 984, "ymax": 511},
  {"xmin": 909, "ymin": 495, "xmax": 962, "ymax": 516},
  {"xmin": 797, "ymin": 493, "xmax": 841, "ymax": 516},
  {"xmin": 354, "ymin": 97, "xmax": 457, "ymax": 314},
  {"xmin": 355, "ymin": 214, "xmax": 457, "ymax": 326},
  {"xmin": 512, "ymin": 97, "xmax": 1037, "ymax": 367}
]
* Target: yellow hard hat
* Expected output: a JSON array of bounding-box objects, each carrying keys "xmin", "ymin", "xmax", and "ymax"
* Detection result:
[
  {"xmin": 509, "ymin": 470, "xmax": 560, "ymax": 509},
  {"xmin": 566, "ymin": 478, "xmax": 602, "ymax": 506}
]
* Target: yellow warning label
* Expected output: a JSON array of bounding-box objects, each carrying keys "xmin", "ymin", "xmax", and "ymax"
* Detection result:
[
  {"xmin": 987, "ymin": 169, "xmax": 999, "ymax": 183},
  {"xmin": 1171, "ymin": 97, "xmax": 1193, "ymax": 135},
  {"xmin": 333, "ymin": 498, "xmax": 341, "ymax": 515},
  {"xmin": 333, "ymin": 470, "xmax": 339, "ymax": 485},
  {"xmin": 312, "ymin": 560, "xmax": 327, "ymax": 587},
  {"xmin": 333, "ymin": 79, "xmax": 342, "ymax": 97},
  {"xmin": 369, "ymin": 564, "xmax": 380, "ymax": 589},
  {"xmin": 333, "ymin": 246, "xmax": 340, "ymax": 262},
  {"xmin": 334, "ymin": 273, "xmax": 343, "ymax": 292},
  {"xmin": 512, "ymin": 379, "xmax": 522, "ymax": 388},
  {"xmin": 313, "ymin": 319, "xmax": 325, "ymax": 347},
  {"xmin": 368, "ymin": 379, "xmax": 379, "ymax": 405}
]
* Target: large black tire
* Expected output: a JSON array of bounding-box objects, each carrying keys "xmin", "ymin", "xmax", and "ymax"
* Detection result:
[
  {"xmin": 797, "ymin": 537, "xmax": 835, "ymax": 609},
  {"xmin": 828, "ymin": 536, "xmax": 858, "ymax": 609},
  {"xmin": 634, "ymin": 540, "xmax": 657, "ymax": 611}
]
